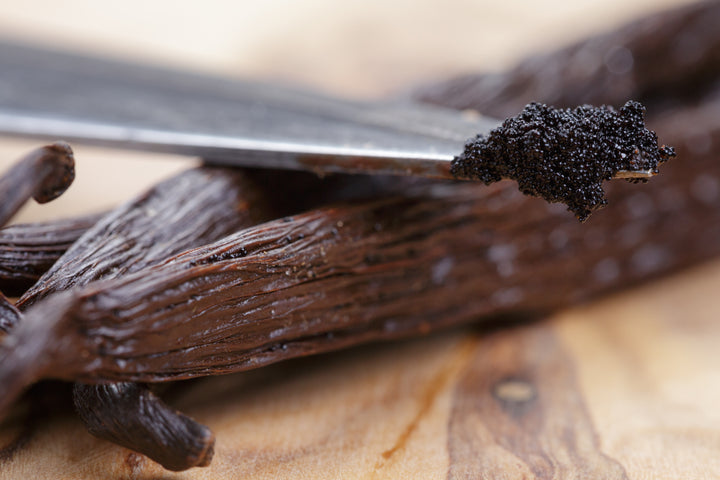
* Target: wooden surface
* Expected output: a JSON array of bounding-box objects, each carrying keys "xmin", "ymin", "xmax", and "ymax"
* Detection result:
[
  {"xmin": 1, "ymin": 1, "xmax": 719, "ymax": 478},
  {"xmin": 1, "ymin": 259, "xmax": 719, "ymax": 479}
]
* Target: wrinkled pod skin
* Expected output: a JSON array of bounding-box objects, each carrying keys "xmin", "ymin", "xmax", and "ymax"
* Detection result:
[{"xmin": 0, "ymin": 213, "xmax": 104, "ymax": 299}]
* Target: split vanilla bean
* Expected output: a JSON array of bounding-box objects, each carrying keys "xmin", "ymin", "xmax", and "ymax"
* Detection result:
[
  {"xmin": 0, "ymin": 142, "xmax": 75, "ymax": 227},
  {"xmin": 0, "ymin": 212, "xmax": 104, "ymax": 297}
]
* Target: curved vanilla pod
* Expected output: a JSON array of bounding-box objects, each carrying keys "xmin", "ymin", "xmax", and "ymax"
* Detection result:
[
  {"xmin": 1, "ymin": 295, "xmax": 215, "ymax": 472},
  {"xmin": 0, "ymin": 213, "xmax": 104, "ymax": 298},
  {"xmin": 1, "ymin": 301, "xmax": 216, "ymax": 471},
  {"xmin": 73, "ymin": 383, "xmax": 215, "ymax": 471},
  {"xmin": 0, "ymin": 142, "xmax": 75, "ymax": 227}
]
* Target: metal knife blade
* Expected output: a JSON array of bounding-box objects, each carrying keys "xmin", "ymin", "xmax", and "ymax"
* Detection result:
[{"xmin": 0, "ymin": 42, "xmax": 498, "ymax": 179}]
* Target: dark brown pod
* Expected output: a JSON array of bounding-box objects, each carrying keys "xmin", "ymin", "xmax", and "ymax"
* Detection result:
[
  {"xmin": 0, "ymin": 213, "xmax": 104, "ymax": 297},
  {"xmin": 73, "ymin": 383, "xmax": 215, "ymax": 471},
  {"xmin": 17, "ymin": 166, "xmax": 273, "ymax": 310},
  {"xmin": 414, "ymin": 0, "xmax": 720, "ymax": 118},
  {"xmin": 8, "ymin": 164, "xmax": 406, "ymax": 471},
  {"xmin": 0, "ymin": 293, "xmax": 19, "ymax": 333},
  {"xmin": 0, "ymin": 142, "xmax": 75, "ymax": 227}
]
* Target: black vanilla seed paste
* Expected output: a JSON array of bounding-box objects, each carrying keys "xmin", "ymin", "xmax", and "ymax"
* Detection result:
[{"xmin": 451, "ymin": 101, "xmax": 675, "ymax": 221}]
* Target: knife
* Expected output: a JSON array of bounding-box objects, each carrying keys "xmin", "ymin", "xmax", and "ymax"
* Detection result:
[
  {"xmin": 0, "ymin": 42, "xmax": 503, "ymax": 179},
  {"xmin": 0, "ymin": 42, "xmax": 657, "ymax": 183}
]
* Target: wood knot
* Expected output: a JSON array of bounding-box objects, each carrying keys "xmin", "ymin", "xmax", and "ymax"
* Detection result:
[{"xmin": 492, "ymin": 377, "xmax": 537, "ymax": 416}]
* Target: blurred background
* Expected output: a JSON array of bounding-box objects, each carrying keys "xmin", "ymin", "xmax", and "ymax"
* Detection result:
[{"xmin": 0, "ymin": 0, "xmax": 695, "ymax": 224}]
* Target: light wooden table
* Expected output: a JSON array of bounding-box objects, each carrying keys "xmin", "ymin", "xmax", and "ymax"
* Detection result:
[{"xmin": 1, "ymin": 1, "xmax": 718, "ymax": 478}]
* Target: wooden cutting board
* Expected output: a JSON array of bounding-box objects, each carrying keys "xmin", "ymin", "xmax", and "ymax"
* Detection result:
[{"xmin": 1, "ymin": 258, "xmax": 719, "ymax": 479}]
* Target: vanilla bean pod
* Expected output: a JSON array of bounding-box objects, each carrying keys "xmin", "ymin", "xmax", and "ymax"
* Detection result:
[
  {"xmin": 0, "ymin": 212, "xmax": 104, "ymax": 297},
  {"xmin": 0, "ymin": 142, "xmax": 75, "ymax": 227},
  {"xmin": 13, "ymin": 166, "xmax": 280, "ymax": 471},
  {"xmin": 73, "ymin": 383, "xmax": 215, "ymax": 471},
  {"xmin": 1, "ymin": 97, "xmax": 718, "ymax": 464},
  {"xmin": 17, "ymin": 166, "xmax": 272, "ymax": 310},
  {"xmin": 414, "ymin": 0, "xmax": 720, "ymax": 118},
  {"xmin": 0, "ymin": 293, "xmax": 19, "ymax": 333},
  {"xmin": 0, "ymin": 105, "xmax": 716, "ymax": 470}
]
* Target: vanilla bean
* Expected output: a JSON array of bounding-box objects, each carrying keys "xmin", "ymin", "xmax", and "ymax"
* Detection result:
[
  {"xmin": 73, "ymin": 383, "xmax": 215, "ymax": 471},
  {"xmin": 0, "ymin": 311, "xmax": 211, "ymax": 470},
  {"xmin": 414, "ymin": 0, "xmax": 720, "ymax": 118},
  {"xmin": 0, "ymin": 143, "xmax": 75, "ymax": 227},
  {"xmin": 1, "ymin": 96, "xmax": 718, "ymax": 438},
  {"xmin": 17, "ymin": 166, "xmax": 274, "ymax": 310},
  {"xmin": 0, "ymin": 293, "xmax": 19, "ymax": 333},
  {"xmin": 0, "ymin": 213, "xmax": 104, "ymax": 297},
  {"xmin": 13, "ymin": 165, "xmax": 279, "ymax": 471}
]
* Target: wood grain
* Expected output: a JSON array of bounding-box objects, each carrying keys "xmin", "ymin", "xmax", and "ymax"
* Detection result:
[
  {"xmin": 447, "ymin": 326, "xmax": 628, "ymax": 479},
  {"xmin": 2, "ymin": 259, "xmax": 719, "ymax": 479}
]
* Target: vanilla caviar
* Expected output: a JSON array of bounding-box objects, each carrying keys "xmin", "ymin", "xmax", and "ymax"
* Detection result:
[{"xmin": 451, "ymin": 101, "xmax": 675, "ymax": 221}]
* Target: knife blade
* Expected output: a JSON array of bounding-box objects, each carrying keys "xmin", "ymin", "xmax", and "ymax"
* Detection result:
[{"xmin": 0, "ymin": 42, "xmax": 498, "ymax": 179}]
